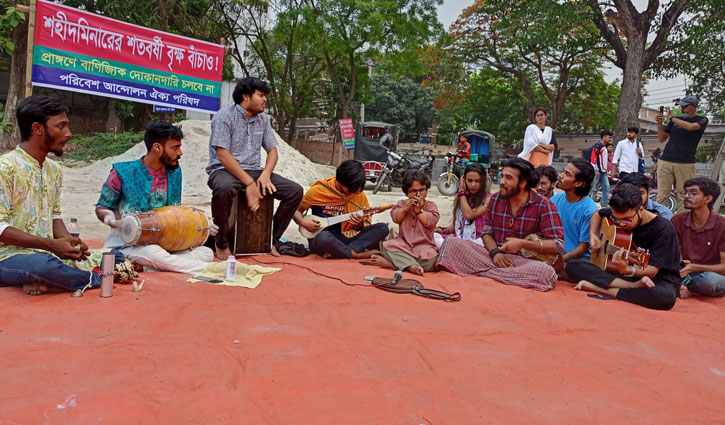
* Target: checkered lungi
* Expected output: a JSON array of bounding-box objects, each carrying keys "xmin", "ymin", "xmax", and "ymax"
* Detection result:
[{"xmin": 436, "ymin": 237, "xmax": 557, "ymax": 291}]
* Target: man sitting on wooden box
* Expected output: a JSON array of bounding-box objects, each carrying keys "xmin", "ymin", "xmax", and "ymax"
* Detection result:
[
  {"xmin": 294, "ymin": 160, "xmax": 389, "ymax": 259},
  {"xmin": 206, "ymin": 77, "xmax": 303, "ymax": 259}
]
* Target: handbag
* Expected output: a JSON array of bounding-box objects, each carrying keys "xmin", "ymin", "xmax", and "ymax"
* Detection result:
[{"xmin": 529, "ymin": 150, "xmax": 550, "ymax": 167}]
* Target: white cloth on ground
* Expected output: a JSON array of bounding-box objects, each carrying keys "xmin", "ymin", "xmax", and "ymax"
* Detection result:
[{"xmin": 121, "ymin": 244, "xmax": 213, "ymax": 275}]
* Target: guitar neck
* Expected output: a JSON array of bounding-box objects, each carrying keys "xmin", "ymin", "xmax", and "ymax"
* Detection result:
[
  {"xmin": 327, "ymin": 211, "xmax": 356, "ymax": 226},
  {"xmin": 325, "ymin": 204, "xmax": 393, "ymax": 226},
  {"xmin": 605, "ymin": 244, "xmax": 630, "ymax": 260}
]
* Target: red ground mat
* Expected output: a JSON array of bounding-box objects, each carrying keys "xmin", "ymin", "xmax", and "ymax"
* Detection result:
[{"xmin": 1, "ymin": 242, "xmax": 724, "ymax": 424}]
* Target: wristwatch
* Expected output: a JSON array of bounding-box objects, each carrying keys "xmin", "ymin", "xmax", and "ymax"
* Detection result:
[{"xmin": 489, "ymin": 248, "xmax": 502, "ymax": 259}]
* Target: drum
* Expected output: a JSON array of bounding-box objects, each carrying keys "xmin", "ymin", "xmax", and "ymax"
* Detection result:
[{"xmin": 120, "ymin": 206, "xmax": 210, "ymax": 252}]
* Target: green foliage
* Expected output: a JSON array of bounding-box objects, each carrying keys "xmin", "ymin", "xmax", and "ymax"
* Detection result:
[
  {"xmin": 0, "ymin": 102, "xmax": 11, "ymax": 133},
  {"xmin": 114, "ymin": 100, "xmax": 137, "ymax": 120},
  {"xmin": 448, "ymin": 0, "xmax": 606, "ymax": 126},
  {"xmin": 0, "ymin": 4, "xmax": 26, "ymax": 55},
  {"xmin": 696, "ymin": 138, "xmax": 721, "ymax": 163},
  {"xmin": 366, "ymin": 67, "xmax": 436, "ymax": 138},
  {"xmin": 64, "ymin": 131, "xmax": 144, "ymax": 161},
  {"xmin": 173, "ymin": 112, "xmax": 187, "ymax": 123},
  {"xmin": 557, "ymin": 75, "xmax": 620, "ymax": 134}
]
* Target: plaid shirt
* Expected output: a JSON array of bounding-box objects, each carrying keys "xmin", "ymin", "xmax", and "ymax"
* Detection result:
[{"xmin": 483, "ymin": 190, "xmax": 564, "ymax": 254}]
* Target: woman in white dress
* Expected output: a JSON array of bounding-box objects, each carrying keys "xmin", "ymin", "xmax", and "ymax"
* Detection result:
[{"xmin": 519, "ymin": 107, "xmax": 557, "ymax": 167}]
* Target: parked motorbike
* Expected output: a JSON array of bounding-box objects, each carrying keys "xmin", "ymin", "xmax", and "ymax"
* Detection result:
[
  {"xmin": 436, "ymin": 152, "xmax": 466, "ymax": 196},
  {"xmin": 372, "ymin": 135, "xmax": 431, "ymax": 194}
]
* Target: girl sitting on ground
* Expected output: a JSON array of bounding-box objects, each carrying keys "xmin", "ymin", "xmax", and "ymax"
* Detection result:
[
  {"xmin": 370, "ymin": 170, "xmax": 440, "ymax": 276},
  {"xmin": 434, "ymin": 163, "xmax": 490, "ymax": 249}
]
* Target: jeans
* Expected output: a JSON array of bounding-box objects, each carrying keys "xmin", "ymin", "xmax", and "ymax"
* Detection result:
[
  {"xmin": 0, "ymin": 250, "xmax": 124, "ymax": 292},
  {"xmin": 686, "ymin": 271, "xmax": 725, "ymax": 297},
  {"xmin": 309, "ymin": 223, "xmax": 389, "ymax": 259},
  {"xmin": 589, "ymin": 172, "xmax": 610, "ymax": 206}
]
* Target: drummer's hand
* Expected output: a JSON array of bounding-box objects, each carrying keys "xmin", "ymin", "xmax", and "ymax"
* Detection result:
[
  {"xmin": 245, "ymin": 183, "xmax": 262, "ymax": 212},
  {"xmin": 208, "ymin": 219, "xmax": 219, "ymax": 236},
  {"xmin": 103, "ymin": 215, "xmax": 121, "ymax": 229},
  {"xmin": 257, "ymin": 171, "xmax": 277, "ymax": 196}
]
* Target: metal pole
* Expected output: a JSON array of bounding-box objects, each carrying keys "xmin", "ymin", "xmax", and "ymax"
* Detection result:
[{"xmin": 23, "ymin": 0, "xmax": 37, "ymax": 97}]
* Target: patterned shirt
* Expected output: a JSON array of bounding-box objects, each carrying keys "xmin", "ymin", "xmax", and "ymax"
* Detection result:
[
  {"xmin": 206, "ymin": 104, "xmax": 278, "ymax": 174},
  {"xmin": 483, "ymin": 190, "xmax": 564, "ymax": 254},
  {"xmin": 0, "ymin": 147, "xmax": 63, "ymax": 261},
  {"xmin": 97, "ymin": 164, "xmax": 170, "ymax": 248}
]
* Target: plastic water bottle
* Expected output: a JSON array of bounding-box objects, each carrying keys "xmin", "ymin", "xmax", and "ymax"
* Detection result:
[
  {"xmin": 225, "ymin": 256, "xmax": 236, "ymax": 281},
  {"xmin": 67, "ymin": 218, "xmax": 80, "ymax": 238}
]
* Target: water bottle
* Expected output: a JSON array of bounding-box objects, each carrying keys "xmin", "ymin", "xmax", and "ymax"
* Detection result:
[
  {"xmin": 67, "ymin": 218, "xmax": 81, "ymax": 238},
  {"xmin": 225, "ymin": 256, "xmax": 236, "ymax": 281}
]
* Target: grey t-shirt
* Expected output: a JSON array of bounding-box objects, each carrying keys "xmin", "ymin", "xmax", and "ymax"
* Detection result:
[{"xmin": 206, "ymin": 104, "xmax": 278, "ymax": 175}]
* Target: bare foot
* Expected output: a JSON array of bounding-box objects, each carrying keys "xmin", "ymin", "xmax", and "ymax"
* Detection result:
[
  {"xmin": 271, "ymin": 245, "xmax": 280, "ymax": 257},
  {"xmin": 23, "ymin": 283, "xmax": 48, "ymax": 295},
  {"xmin": 351, "ymin": 249, "xmax": 381, "ymax": 259},
  {"xmin": 574, "ymin": 280, "xmax": 596, "ymax": 291},
  {"xmin": 638, "ymin": 276, "xmax": 655, "ymax": 288},
  {"xmin": 679, "ymin": 285, "xmax": 693, "ymax": 299},
  {"xmin": 370, "ymin": 254, "xmax": 393, "ymax": 269},
  {"xmin": 322, "ymin": 252, "xmax": 332, "ymax": 259},
  {"xmin": 215, "ymin": 246, "xmax": 231, "ymax": 260},
  {"xmin": 406, "ymin": 265, "xmax": 424, "ymax": 276}
]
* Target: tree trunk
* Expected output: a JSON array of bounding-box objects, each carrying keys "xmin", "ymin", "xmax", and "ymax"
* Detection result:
[
  {"xmin": 614, "ymin": 37, "xmax": 646, "ymax": 142},
  {"xmin": 286, "ymin": 118, "xmax": 297, "ymax": 148},
  {"xmin": 1, "ymin": 19, "xmax": 28, "ymax": 150},
  {"xmin": 105, "ymin": 100, "xmax": 122, "ymax": 132}
]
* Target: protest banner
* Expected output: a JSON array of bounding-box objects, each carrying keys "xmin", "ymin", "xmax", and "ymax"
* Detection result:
[
  {"xmin": 339, "ymin": 118, "xmax": 355, "ymax": 150},
  {"xmin": 32, "ymin": 0, "xmax": 224, "ymax": 113}
]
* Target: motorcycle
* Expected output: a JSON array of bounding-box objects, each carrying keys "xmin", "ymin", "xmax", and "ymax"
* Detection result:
[
  {"xmin": 372, "ymin": 135, "xmax": 431, "ymax": 194},
  {"xmin": 436, "ymin": 152, "xmax": 466, "ymax": 196}
]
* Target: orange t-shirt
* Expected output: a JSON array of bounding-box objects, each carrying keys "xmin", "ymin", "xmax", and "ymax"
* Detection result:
[{"xmin": 302, "ymin": 176, "xmax": 371, "ymax": 238}]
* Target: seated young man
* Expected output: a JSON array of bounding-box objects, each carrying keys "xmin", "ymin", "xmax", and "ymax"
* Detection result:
[
  {"xmin": 437, "ymin": 158, "xmax": 564, "ymax": 291},
  {"xmin": 96, "ymin": 121, "xmax": 217, "ymax": 275},
  {"xmin": 618, "ymin": 172, "xmax": 673, "ymax": 220},
  {"xmin": 551, "ymin": 158, "xmax": 597, "ymax": 263},
  {"xmin": 672, "ymin": 178, "xmax": 725, "ymax": 298},
  {"xmin": 294, "ymin": 160, "xmax": 388, "ymax": 259},
  {"xmin": 0, "ymin": 95, "xmax": 123, "ymax": 295},
  {"xmin": 565, "ymin": 183, "xmax": 681, "ymax": 310},
  {"xmin": 534, "ymin": 165, "xmax": 557, "ymax": 199}
]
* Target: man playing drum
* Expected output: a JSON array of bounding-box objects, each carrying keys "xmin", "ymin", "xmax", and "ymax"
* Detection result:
[
  {"xmin": 206, "ymin": 77, "xmax": 303, "ymax": 259},
  {"xmin": 96, "ymin": 121, "xmax": 218, "ymax": 275}
]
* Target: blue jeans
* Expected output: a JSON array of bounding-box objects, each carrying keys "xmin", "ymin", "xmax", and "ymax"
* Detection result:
[
  {"xmin": 0, "ymin": 251, "xmax": 124, "ymax": 292},
  {"xmin": 589, "ymin": 172, "xmax": 610, "ymax": 206},
  {"xmin": 309, "ymin": 223, "xmax": 389, "ymax": 259},
  {"xmin": 686, "ymin": 271, "xmax": 725, "ymax": 297}
]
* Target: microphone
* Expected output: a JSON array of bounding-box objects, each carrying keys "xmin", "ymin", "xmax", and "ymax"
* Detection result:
[{"xmin": 390, "ymin": 270, "xmax": 403, "ymax": 286}]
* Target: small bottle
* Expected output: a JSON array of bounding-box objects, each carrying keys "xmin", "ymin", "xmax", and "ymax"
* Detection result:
[
  {"xmin": 225, "ymin": 256, "xmax": 236, "ymax": 281},
  {"xmin": 67, "ymin": 218, "xmax": 81, "ymax": 238}
]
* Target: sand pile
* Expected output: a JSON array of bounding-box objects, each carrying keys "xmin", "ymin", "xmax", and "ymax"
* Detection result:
[{"xmin": 71, "ymin": 119, "xmax": 335, "ymax": 197}]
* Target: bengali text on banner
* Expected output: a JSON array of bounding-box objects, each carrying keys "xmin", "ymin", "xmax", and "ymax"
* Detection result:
[{"xmin": 32, "ymin": 0, "xmax": 224, "ymax": 113}]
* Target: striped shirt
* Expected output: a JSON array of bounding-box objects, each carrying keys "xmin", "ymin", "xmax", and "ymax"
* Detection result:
[
  {"xmin": 483, "ymin": 190, "xmax": 564, "ymax": 254},
  {"xmin": 206, "ymin": 104, "xmax": 278, "ymax": 175}
]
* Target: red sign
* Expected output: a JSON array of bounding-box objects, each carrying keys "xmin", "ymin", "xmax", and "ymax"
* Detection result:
[
  {"xmin": 339, "ymin": 118, "xmax": 355, "ymax": 150},
  {"xmin": 35, "ymin": 0, "xmax": 223, "ymax": 81}
]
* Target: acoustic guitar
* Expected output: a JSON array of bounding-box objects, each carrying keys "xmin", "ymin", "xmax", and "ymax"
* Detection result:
[
  {"xmin": 299, "ymin": 204, "xmax": 394, "ymax": 239},
  {"xmin": 589, "ymin": 217, "xmax": 650, "ymax": 272}
]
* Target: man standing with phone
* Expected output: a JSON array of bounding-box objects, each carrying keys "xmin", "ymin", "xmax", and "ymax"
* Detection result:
[{"xmin": 656, "ymin": 95, "xmax": 709, "ymax": 213}]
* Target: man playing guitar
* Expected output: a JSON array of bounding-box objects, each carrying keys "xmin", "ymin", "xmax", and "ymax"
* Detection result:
[
  {"xmin": 293, "ymin": 160, "xmax": 389, "ymax": 259},
  {"xmin": 565, "ymin": 183, "xmax": 681, "ymax": 310}
]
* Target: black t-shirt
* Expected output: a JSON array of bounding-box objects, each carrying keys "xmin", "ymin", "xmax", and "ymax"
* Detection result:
[
  {"xmin": 660, "ymin": 115, "xmax": 709, "ymax": 163},
  {"xmin": 598, "ymin": 209, "xmax": 681, "ymax": 284}
]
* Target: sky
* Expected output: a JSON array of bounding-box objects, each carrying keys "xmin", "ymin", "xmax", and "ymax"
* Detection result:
[{"xmin": 435, "ymin": 0, "xmax": 690, "ymax": 110}]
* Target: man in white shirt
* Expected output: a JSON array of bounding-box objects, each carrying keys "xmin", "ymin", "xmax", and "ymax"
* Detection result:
[{"xmin": 611, "ymin": 126, "xmax": 644, "ymax": 179}]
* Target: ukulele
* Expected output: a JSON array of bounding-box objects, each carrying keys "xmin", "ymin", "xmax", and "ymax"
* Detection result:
[
  {"xmin": 299, "ymin": 204, "xmax": 394, "ymax": 239},
  {"xmin": 589, "ymin": 217, "xmax": 650, "ymax": 272}
]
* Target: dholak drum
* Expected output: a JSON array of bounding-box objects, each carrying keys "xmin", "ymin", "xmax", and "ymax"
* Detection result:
[{"xmin": 121, "ymin": 206, "xmax": 210, "ymax": 252}]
